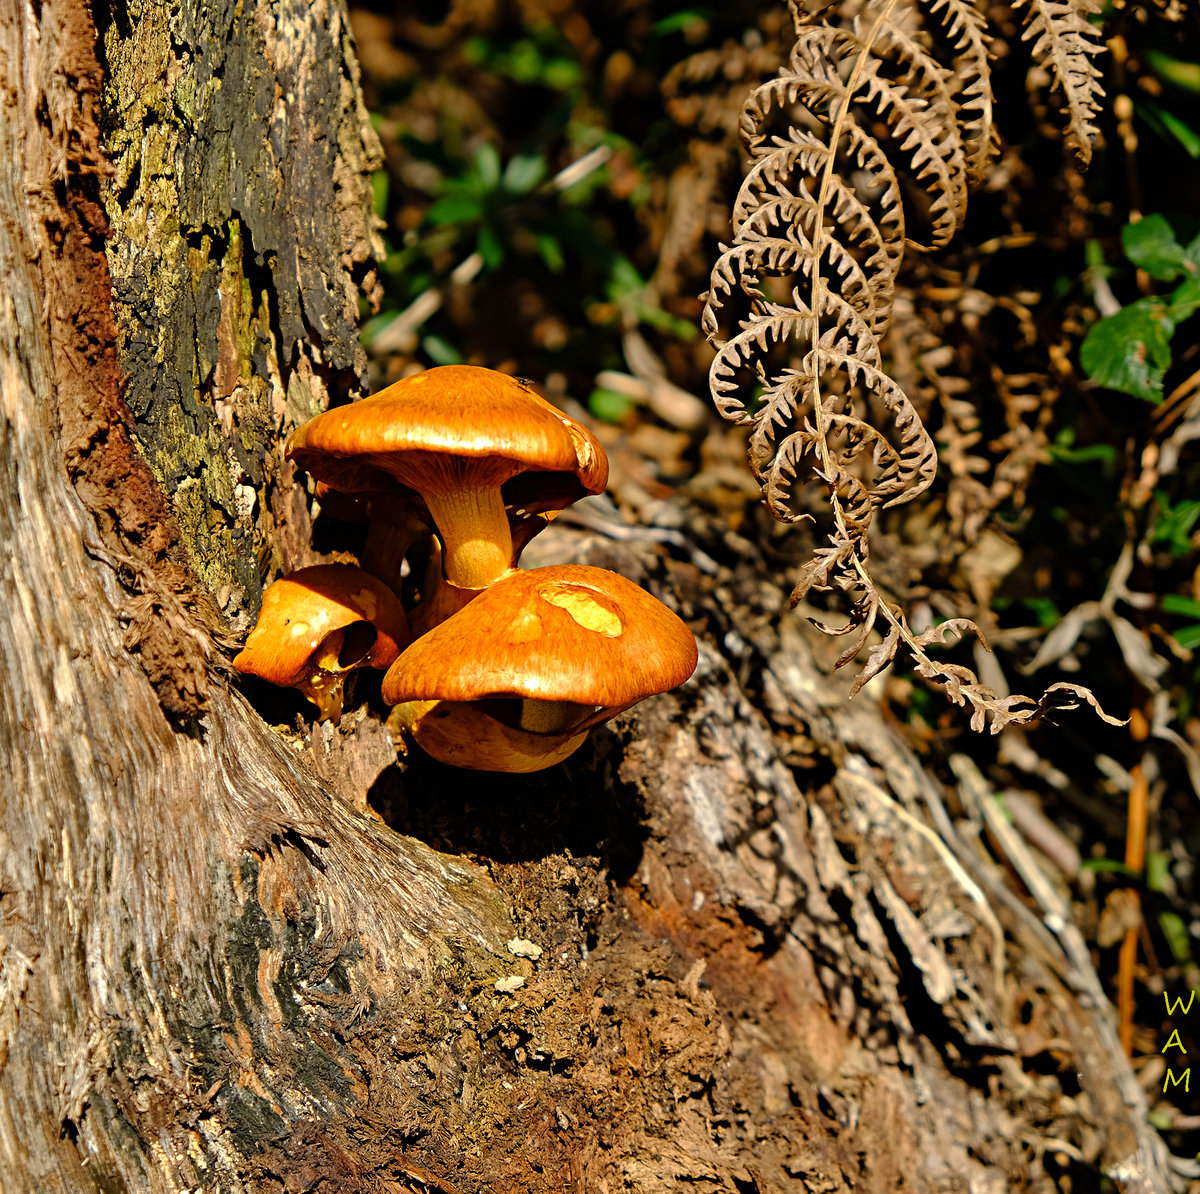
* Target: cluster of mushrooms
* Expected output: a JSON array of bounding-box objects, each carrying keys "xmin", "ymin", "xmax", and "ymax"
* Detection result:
[{"xmin": 233, "ymin": 365, "xmax": 698, "ymax": 772}]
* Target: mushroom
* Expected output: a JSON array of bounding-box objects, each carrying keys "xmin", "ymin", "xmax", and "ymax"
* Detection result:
[
  {"xmin": 286, "ymin": 366, "xmax": 608, "ymax": 623},
  {"xmin": 234, "ymin": 564, "xmax": 409, "ymax": 722},
  {"xmin": 309, "ymin": 478, "xmax": 436, "ymax": 602},
  {"xmin": 387, "ymin": 701, "xmax": 592, "ymax": 774},
  {"xmin": 381, "ymin": 564, "xmax": 697, "ymax": 771}
]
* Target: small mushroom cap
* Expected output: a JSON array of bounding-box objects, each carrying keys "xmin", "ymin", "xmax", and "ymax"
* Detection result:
[
  {"xmin": 234, "ymin": 564, "xmax": 409, "ymax": 688},
  {"xmin": 286, "ymin": 365, "xmax": 608, "ymax": 501},
  {"xmin": 381, "ymin": 564, "xmax": 697, "ymax": 707}
]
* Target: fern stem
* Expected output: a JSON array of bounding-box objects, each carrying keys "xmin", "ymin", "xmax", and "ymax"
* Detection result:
[
  {"xmin": 805, "ymin": 0, "xmax": 946, "ymax": 698},
  {"xmin": 808, "ymin": 0, "xmax": 900, "ymax": 544}
]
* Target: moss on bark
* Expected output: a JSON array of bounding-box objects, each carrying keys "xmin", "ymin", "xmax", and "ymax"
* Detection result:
[{"xmin": 97, "ymin": 0, "xmax": 382, "ymax": 620}]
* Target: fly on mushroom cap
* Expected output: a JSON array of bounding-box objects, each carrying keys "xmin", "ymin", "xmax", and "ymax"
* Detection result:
[
  {"xmin": 234, "ymin": 564, "xmax": 409, "ymax": 723},
  {"xmin": 286, "ymin": 365, "xmax": 608, "ymax": 594},
  {"xmin": 381, "ymin": 564, "xmax": 697, "ymax": 770}
]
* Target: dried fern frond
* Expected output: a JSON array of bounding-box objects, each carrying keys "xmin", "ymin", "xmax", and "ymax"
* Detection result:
[
  {"xmin": 703, "ymin": 0, "xmax": 1116, "ymax": 730},
  {"xmin": 1013, "ymin": 0, "xmax": 1105, "ymax": 166}
]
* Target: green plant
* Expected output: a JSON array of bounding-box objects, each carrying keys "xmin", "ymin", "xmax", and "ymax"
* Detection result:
[
  {"xmin": 1161, "ymin": 595, "xmax": 1200, "ymax": 651},
  {"xmin": 1081, "ymin": 214, "xmax": 1200, "ymax": 403}
]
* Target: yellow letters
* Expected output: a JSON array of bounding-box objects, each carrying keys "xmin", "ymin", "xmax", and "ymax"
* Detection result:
[
  {"xmin": 1164, "ymin": 989, "xmax": 1196, "ymax": 1018},
  {"xmin": 1162, "ymin": 1029, "xmax": 1187, "ymax": 1054},
  {"xmin": 1163, "ymin": 1068, "xmax": 1191, "ymax": 1094}
]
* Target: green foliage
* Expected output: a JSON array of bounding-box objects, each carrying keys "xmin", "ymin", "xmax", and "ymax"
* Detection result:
[
  {"xmin": 352, "ymin": 2, "xmax": 732, "ymax": 377},
  {"xmin": 1161, "ymin": 595, "xmax": 1200, "ymax": 651},
  {"xmin": 1135, "ymin": 97, "xmax": 1200, "ymax": 158},
  {"xmin": 600, "ymin": 256, "xmax": 698, "ymax": 341},
  {"xmin": 1124, "ymin": 213, "xmax": 1200, "ymax": 279},
  {"xmin": 1080, "ymin": 214, "xmax": 1200, "ymax": 402},
  {"xmin": 1045, "ymin": 426, "xmax": 1118, "ymax": 468},
  {"xmin": 425, "ymin": 143, "xmax": 550, "ymax": 269},
  {"xmin": 462, "ymin": 29, "xmax": 583, "ymax": 92},
  {"xmin": 1139, "ymin": 49, "xmax": 1200, "ymax": 158},
  {"xmin": 588, "ymin": 386, "xmax": 638, "ymax": 423},
  {"xmin": 1146, "ymin": 48, "xmax": 1200, "ymax": 95},
  {"xmin": 1151, "ymin": 491, "xmax": 1200, "ymax": 558}
]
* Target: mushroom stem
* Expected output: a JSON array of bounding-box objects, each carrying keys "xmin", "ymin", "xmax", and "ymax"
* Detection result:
[
  {"xmin": 424, "ymin": 483, "xmax": 513, "ymax": 589},
  {"xmin": 301, "ymin": 676, "xmax": 346, "ymax": 724},
  {"xmin": 518, "ymin": 699, "xmax": 594, "ymax": 734},
  {"xmin": 361, "ymin": 497, "xmax": 429, "ymax": 596},
  {"xmin": 409, "ymin": 577, "xmax": 490, "ymax": 639}
]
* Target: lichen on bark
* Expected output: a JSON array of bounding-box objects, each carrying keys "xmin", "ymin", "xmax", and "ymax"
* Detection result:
[{"xmin": 97, "ymin": 0, "xmax": 383, "ymax": 621}]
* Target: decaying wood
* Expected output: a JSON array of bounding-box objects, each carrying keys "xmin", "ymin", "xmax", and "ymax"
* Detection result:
[
  {"xmin": 1, "ymin": 4, "xmax": 512, "ymax": 1188},
  {"xmin": 0, "ymin": 1, "xmax": 1174, "ymax": 1191},
  {"xmin": 97, "ymin": 0, "xmax": 384, "ymax": 623}
]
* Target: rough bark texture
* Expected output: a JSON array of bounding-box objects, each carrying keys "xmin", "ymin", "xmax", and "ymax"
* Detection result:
[
  {"xmin": 96, "ymin": 0, "xmax": 383, "ymax": 622},
  {"xmin": 0, "ymin": 0, "xmax": 1176, "ymax": 1192},
  {"xmin": 1, "ymin": 4, "xmax": 512, "ymax": 1190}
]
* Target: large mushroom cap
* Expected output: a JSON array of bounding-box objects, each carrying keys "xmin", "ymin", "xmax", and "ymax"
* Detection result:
[
  {"xmin": 286, "ymin": 365, "xmax": 608, "ymax": 499},
  {"xmin": 235, "ymin": 564, "xmax": 408, "ymax": 690},
  {"xmin": 381, "ymin": 564, "xmax": 697, "ymax": 708}
]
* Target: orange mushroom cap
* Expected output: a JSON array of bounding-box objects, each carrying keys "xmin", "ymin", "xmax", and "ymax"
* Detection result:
[
  {"xmin": 287, "ymin": 365, "xmax": 607, "ymax": 498},
  {"xmin": 285, "ymin": 366, "xmax": 608, "ymax": 592},
  {"xmin": 381, "ymin": 564, "xmax": 696, "ymax": 710},
  {"xmin": 234, "ymin": 564, "xmax": 409, "ymax": 721}
]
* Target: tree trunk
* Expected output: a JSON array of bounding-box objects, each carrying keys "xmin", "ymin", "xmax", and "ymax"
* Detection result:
[{"xmin": 0, "ymin": 1, "xmax": 1174, "ymax": 1192}]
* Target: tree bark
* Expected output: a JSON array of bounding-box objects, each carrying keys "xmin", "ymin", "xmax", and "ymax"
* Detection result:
[{"xmin": 0, "ymin": 1, "xmax": 1175, "ymax": 1192}]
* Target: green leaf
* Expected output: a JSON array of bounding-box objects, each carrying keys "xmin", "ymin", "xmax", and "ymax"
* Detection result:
[
  {"xmin": 505, "ymin": 40, "xmax": 544, "ymax": 85},
  {"xmin": 606, "ymin": 255, "xmax": 646, "ymax": 302},
  {"xmin": 1158, "ymin": 911, "xmax": 1195, "ymax": 968},
  {"xmin": 640, "ymin": 303, "xmax": 699, "ymax": 340},
  {"xmin": 421, "ymin": 335, "xmax": 462, "ymax": 366},
  {"xmin": 473, "ymin": 143, "xmax": 501, "ymax": 190},
  {"xmin": 1161, "ymin": 594, "xmax": 1200, "ymax": 619},
  {"xmin": 1174, "ymin": 623, "xmax": 1200, "ymax": 650},
  {"xmin": 1046, "ymin": 437, "xmax": 1118, "ymax": 466},
  {"xmin": 651, "ymin": 10, "xmax": 711, "ymax": 35},
  {"xmin": 1146, "ymin": 850, "xmax": 1170, "ymax": 893},
  {"xmin": 1153, "ymin": 501, "xmax": 1200, "ymax": 556},
  {"xmin": 533, "ymin": 232, "xmax": 565, "ymax": 273},
  {"xmin": 370, "ymin": 170, "xmax": 390, "ymax": 220},
  {"xmin": 542, "ymin": 59, "xmax": 582, "ymax": 91},
  {"xmin": 476, "ymin": 224, "xmax": 504, "ymax": 270},
  {"xmin": 1147, "ymin": 49, "xmax": 1200, "ymax": 95},
  {"xmin": 588, "ymin": 387, "xmax": 638, "ymax": 424},
  {"xmin": 1137, "ymin": 98, "xmax": 1200, "ymax": 159},
  {"xmin": 360, "ymin": 310, "xmax": 400, "ymax": 348},
  {"xmin": 1079, "ymin": 858, "xmax": 1139, "ymax": 877},
  {"xmin": 1123, "ymin": 214, "xmax": 1188, "ymax": 281},
  {"xmin": 502, "ymin": 153, "xmax": 547, "ymax": 195},
  {"xmin": 1021, "ymin": 596, "xmax": 1063, "ymax": 629},
  {"xmin": 1080, "ymin": 297, "xmax": 1174, "ymax": 402},
  {"xmin": 1168, "ymin": 275, "xmax": 1200, "ymax": 323},
  {"xmin": 426, "ymin": 196, "xmax": 482, "ymax": 226}
]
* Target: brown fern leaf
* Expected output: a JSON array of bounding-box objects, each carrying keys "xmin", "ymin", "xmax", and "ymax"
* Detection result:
[
  {"xmin": 717, "ymin": 132, "xmax": 905, "ymax": 335},
  {"xmin": 1013, "ymin": 0, "xmax": 1105, "ymax": 165},
  {"xmin": 706, "ymin": 5, "xmax": 948, "ymax": 531},
  {"xmin": 788, "ymin": 24, "xmax": 969, "ymax": 249},
  {"xmin": 922, "ymin": 0, "xmax": 996, "ymax": 183},
  {"xmin": 704, "ymin": 0, "xmax": 1112, "ymax": 729}
]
